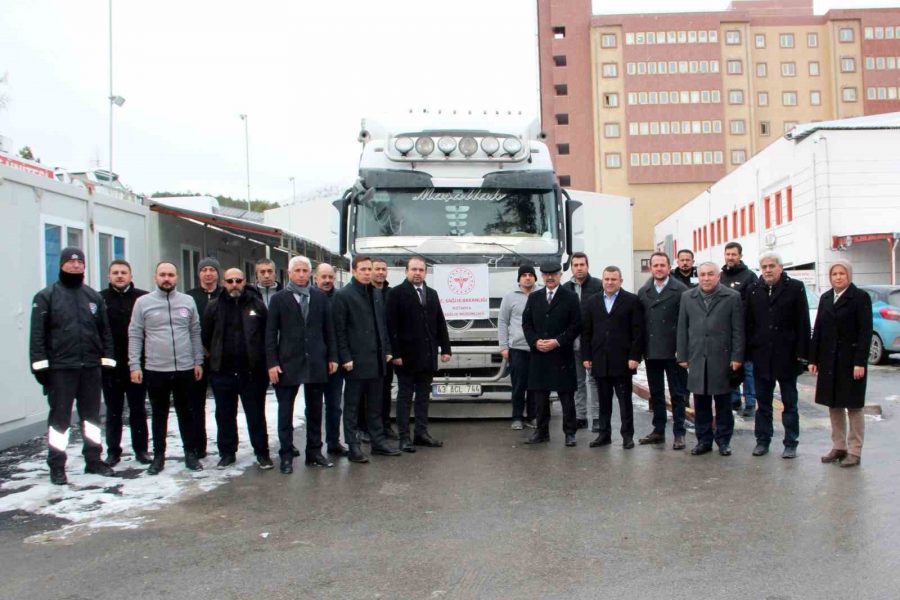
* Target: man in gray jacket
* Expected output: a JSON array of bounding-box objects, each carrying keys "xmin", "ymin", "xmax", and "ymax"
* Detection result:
[
  {"xmin": 498, "ymin": 265, "xmax": 538, "ymax": 430},
  {"xmin": 129, "ymin": 261, "xmax": 205, "ymax": 474},
  {"xmin": 677, "ymin": 262, "xmax": 744, "ymax": 457}
]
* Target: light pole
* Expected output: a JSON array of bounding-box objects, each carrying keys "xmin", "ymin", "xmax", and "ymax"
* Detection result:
[
  {"xmin": 239, "ymin": 114, "xmax": 251, "ymax": 212},
  {"xmin": 289, "ymin": 176, "xmax": 296, "ymax": 205},
  {"xmin": 108, "ymin": 0, "xmax": 125, "ymax": 179}
]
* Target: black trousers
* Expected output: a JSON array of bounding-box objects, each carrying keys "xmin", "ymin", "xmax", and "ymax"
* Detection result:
[
  {"xmin": 210, "ymin": 370, "xmax": 270, "ymax": 456},
  {"xmin": 645, "ymin": 359, "xmax": 687, "ymax": 437},
  {"xmin": 694, "ymin": 393, "xmax": 734, "ymax": 447},
  {"xmin": 189, "ymin": 362, "xmax": 210, "ymax": 454},
  {"xmin": 396, "ymin": 370, "xmax": 434, "ymax": 439},
  {"xmin": 324, "ymin": 370, "xmax": 344, "ymax": 447},
  {"xmin": 46, "ymin": 368, "xmax": 103, "ymax": 468},
  {"xmin": 595, "ymin": 374, "xmax": 635, "ymax": 440},
  {"xmin": 344, "ymin": 377, "xmax": 387, "ymax": 446},
  {"xmin": 101, "ymin": 370, "xmax": 149, "ymax": 457},
  {"xmin": 359, "ymin": 363, "xmax": 393, "ymax": 432},
  {"xmin": 508, "ymin": 349, "xmax": 535, "ymax": 420},
  {"xmin": 145, "ymin": 370, "xmax": 196, "ymax": 456},
  {"xmin": 533, "ymin": 390, "xmax": 577, "ymax": 436}
]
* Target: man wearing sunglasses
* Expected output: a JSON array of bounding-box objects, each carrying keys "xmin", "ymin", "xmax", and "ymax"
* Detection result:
[{"xmin": 202, "ymin": 268, "xmax": 273, "ymax": 470}]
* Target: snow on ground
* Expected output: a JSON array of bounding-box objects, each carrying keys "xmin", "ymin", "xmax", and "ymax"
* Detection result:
[{"xmin": 0, "ymin": 390, "xmax": 304, "ymax": 543}]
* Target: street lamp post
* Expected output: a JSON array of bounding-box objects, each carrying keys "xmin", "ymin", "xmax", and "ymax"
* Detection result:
[
  {"xmin": 108, "ymin": 0, "xmax": 124, "ymax": 178},
  {"xmin": 239, "ymin": 114, "xmax": 251, "ymax": 212},
  {"xmin": 287, "ymin": 176, "xmax": 296, "ymax": 236}
]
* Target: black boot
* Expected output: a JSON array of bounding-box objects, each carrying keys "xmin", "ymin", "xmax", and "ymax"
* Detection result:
[
  {"xmin": 305, "ymin": 451, "xmax": 334, "ymax": 468},
  {"xmin": 49, "ymin": 467, "xmax": 68, "ymax": 485},
  {"xmin": 85, "ymin": 460, "xmax": 115, "ymax": 476},
  {"xmin": 280, "ymin": 456, "xmax": 293, "ymax": 474},
  {"xmin": 348, "ymin": 444, "xmax": 369, "ymax": 463},
  {"xmin": 147, "ymin": 455, "xmax": 165, "ymax": 475},
  {"xmin": 184, "ymin": 451, "xmax": 203, "ymax": 472}
]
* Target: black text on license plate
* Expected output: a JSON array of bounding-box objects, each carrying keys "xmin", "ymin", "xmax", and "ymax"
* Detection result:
[{"xmin": 433, "ymin": 384, "xmax": 482, "ymax": 396}]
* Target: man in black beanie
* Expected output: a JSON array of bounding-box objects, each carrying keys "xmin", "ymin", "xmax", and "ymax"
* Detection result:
[
  {"xmin": 30, "ymin": 247, "xmax": 117, "ymax": 484},
  {"xmin": 187, "ymin": 256, "xmax": 223, "ymax": 458}
]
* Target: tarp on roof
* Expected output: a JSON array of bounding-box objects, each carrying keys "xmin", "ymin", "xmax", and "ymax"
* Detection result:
[{"xmin": 787, "ymin": 111, "xmax": 900, "ymax": 141}]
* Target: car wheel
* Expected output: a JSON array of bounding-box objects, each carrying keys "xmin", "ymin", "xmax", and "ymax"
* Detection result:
[{"xmin": 869, "ymin": 334, "xmax": 886, "ymax": 365}]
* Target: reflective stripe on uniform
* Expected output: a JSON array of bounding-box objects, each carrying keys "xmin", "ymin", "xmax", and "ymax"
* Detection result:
[
  {"xmin": 101, "ymin": 358, "xmax": 116, "ymax": 368},
  {"xmin": 48, "ymin": 427, "xmax": 70, "ymax": 451},
  {"xmin": 32, "ymin": 360, "xmax": 49, "ymax": 370},
  {"xmin": 82, "ymin": 421, "xmax": 102, "ymax": 445}
]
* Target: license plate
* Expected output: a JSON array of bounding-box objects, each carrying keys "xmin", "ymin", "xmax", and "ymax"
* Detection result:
[{"xmin": 432, "ymin": 384, "xmax": 482, "ymax": 396}]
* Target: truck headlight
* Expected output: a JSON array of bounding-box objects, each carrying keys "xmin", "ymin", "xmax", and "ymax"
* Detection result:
[{"xmin": 416, "ymin": 136, "xmax": 435, "ymax": 157}]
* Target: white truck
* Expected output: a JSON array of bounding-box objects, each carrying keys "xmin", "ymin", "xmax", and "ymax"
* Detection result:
[{"xmin": 334, "ymin": 114, "xmax": 632, "ymax": 416}]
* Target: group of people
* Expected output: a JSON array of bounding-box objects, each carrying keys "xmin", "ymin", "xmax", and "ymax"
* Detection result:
[
  {"xmin": 498, "ymin": 243, "xmax": 872, "ymax": 467},
  {"xmin": 29, "ymin": 250, "xmax": 451, "ymax": 484}
]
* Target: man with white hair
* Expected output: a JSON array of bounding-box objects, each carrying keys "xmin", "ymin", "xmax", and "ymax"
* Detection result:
[{"xmin": 745, "ymin": 251, "xmax": 810, "ymax": 459}]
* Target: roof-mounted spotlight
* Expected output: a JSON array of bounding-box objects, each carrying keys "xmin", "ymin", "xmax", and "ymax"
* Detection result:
[
  {"xmin": 394, "ymin": 137, "xmax": 414, "ymax": 156},
  {"xmin": 415, "ymin": 136, "xmax": 435, "ymax": 157},
  {"xmin": 458, "ymin": 137, "xmax": 478, "ymax": 157},
  {"xmin": 502, "ymin": 137, "xmax": 523, "ymax": 156},
  {"xmin": 437, "ymin": 136, "xmax": 457, "ymax": 156},
  {"xmin": 480, "ymin": 136, "xmax": 500, "ymax": 156}
]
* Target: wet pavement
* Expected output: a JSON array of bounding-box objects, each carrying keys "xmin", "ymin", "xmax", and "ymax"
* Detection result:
[{"xmin": 1, "ymin": 370, "xmax": 899, "ymax": 599}]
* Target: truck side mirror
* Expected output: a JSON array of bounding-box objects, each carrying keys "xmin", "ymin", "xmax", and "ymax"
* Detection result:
[
  {"xmin": 562, "ymin": 188, "xmax": 582, "ymax": 265},
  {"xmin": 333, "ymin": 193, "xmax": 352, "ymax": 256}
]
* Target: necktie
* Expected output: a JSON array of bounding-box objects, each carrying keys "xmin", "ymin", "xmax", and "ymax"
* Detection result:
[
  {"xmin": 417, "ymin": 287, "xmax": 425, "ymax": 306},
  {"xmin": 300, "ymin": 293, "xmax": 309, "ymax": 320},
  {"xmin": 547, "ymin": 290, "xmax": 554, "ymax": 303}
]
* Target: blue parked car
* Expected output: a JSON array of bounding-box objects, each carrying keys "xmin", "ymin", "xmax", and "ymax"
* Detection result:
[{"xmin": 859, "ymin": 285, "xmax": 900, "ymax": 364}]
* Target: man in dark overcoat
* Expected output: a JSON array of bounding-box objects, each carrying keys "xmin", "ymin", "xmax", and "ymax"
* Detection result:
[
  {"xmin": 581, "ymin": 266, "xmax": 644, "ymax": 449},
  {"xmin": 745, "ymin": 252, "xmax": 810, "ymax": 459},
  {"xmin": 522, "ymin": 262, "xmax": 582, "ymax": 446},
  {"xmin": 386, "ymin": 257, "xmax": 451, "ymax": 452},
  {"xmin": 677, "ymin": 262, "xmax": 744, "ymax": 456}
]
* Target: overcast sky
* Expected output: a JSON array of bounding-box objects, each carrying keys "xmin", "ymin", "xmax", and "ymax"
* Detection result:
[{"xmin": 1, "ymin": 0, "xmax": 895, "ymax": 204}]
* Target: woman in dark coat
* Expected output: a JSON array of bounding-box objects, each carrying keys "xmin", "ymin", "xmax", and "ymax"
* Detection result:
[{"xmin": 809, "ymin": 260, "xmax": 873, "ymax": 468}]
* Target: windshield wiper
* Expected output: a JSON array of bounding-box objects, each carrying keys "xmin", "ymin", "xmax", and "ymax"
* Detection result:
[{"xmin": 356, "ymin": 244, "xmax": 443, "ymax": 265}]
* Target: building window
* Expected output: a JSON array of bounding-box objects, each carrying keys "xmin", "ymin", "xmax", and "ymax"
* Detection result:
[
  {"xmin": 839, "ymin": 27, "xmax": 854, "ymax": 43},
  {"xmin": 781, "ymin": 62, "xmax": 796, "ymax": 77},
  {"xmin": 554, "ymin": 84, "xmax": 568, "ymax": 96},
  {"xmin": 783, "ymin": 91, "xmax": 798, "ymax": 106},
  {"xmin": 842, "ymin": 86, "xmax": 858, "ymax": 102},
  {"xmin": 748, "ymin": 202, "xmax": 756, "ymax": 233},
  {"xmin": 731, "ymin": 149, "xmax": 747, "ymax": 165},
  {"xmin": 709, "ymin": 30, "xmax": 718, "ymax": 43},
  {"xmin": 553, "ymin": 26, "xmax": 566, "ymax": 40},
  {"xmin": 810, "ymin": 90, "xmax": 822, "ymax": 106},
  {"xmin": 602, "ymin": 62, "xmax": 618, "ymax": 77},
  {"xmin": 775, "ymin": 191, "xmax": 783, "ymax": 225},
  {"xmin": 626, "ymin": 32, "xmax": 635, "ymax": 45},
  {"xmin": 758, "ymin": 91, "xmax": 769, "ymax": 106},
  {"xmin": 725, "ymin": 30, "xmax": 741, "ymax": 45},
  {"xmin": 808, "ymin": 61, "xmax": 820, "ymax": 76},
  {"xmin": 603, "ymin": 92, "xmax": 619, "ymax": 107},
  {"xmin": 864, "ymin": 27, "xmax": 873, "ymax": 39},
  {"xmin": 601, "ymin": 33, "xmax": 617, "ymax": 48},
  {"xmin": 557, "ymin": 143, "xmax": 570, "ymax": 155},
  {"xmin": 727, "ymin": 60, "xmax": 743, "ymax": 74},
  {"xmin": 760, "ymin": 121, "xmax": 770, "ymax": 136},
  {"xmin": 756, "ymin": 62, "xmax": 768, "ymax": 77},
  {"xmin": 764, "ymin": 196, "xmax": 772, "ymax": 228},
  {"xmin": 732, "ymin": 210, "xmax": 738, "ymax": 238},
  {"xmin": 604, "ymin": 122, "xmax": 620, "ymax": 138},
  {"xmin": 97, "ymin": 230, "xmax": 127, "ymax": 284},
  {"xmin": 841, "ymin": 57, "xmax": 856, "ymax": 73},
  {"xmin": 181, "ymin": 246, "xmax": 200, "ymax": 293},
  {"xmin": 558, "ymin": 175, "xmax": 571, "ymax": 187},
  {"xmin": 740, "ymin": 207, "xmax": 747, "ymax": 236},
  {"xmin": 730, "ymin": 119, "xmax": 746, "ymax": 135},
  {"xmin": 553, "ymin": 55, "xmax": 567, "ymax": 67},
  {"xmin": 42, "ymin": 219, "xmax": 86, "ymax": 286},
  {"xmin": 728, "ymin": 89, "xmax": 745, "ymax": 104},
  {"xmin": 786, "ymin": 186, "xmax": 793, "ymax": 221},
  {"xmin": 807, "ymin": 32, "xmax": 819, "ymax": 47},
  {"xmin": 780, "ymin": 33, "xmax": 795, "ymax": 48},
  {"xmin": 605, "ymin": 153, "xmax": 622, "ymax": 169},
  {"xmin": 755, "ymin": 34, "xmax": 766, "ymax": 48},
  {"xmin": 866, "ymin": 56, "xmax": 875, "ymax": 70},
  {"xmin": 556, "ymin": 113, "xmax": 569, "ymax": 125}
]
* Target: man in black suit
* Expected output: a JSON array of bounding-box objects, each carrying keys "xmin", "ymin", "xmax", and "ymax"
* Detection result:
[
  {"xmin": 333, "ymin": 255, "xmax": 400, "ymax": 462},
  {"xmin": 521, "ymin": 262, "xmax": 582, "ymax": 446},
  {"xmin": 386, "ymin": 257, "xmax": 452, "ymax": 452},
  {"xmin": 265, "ymin": 255, "xmax": 338, "ymax": 474},
  {"xmin": 746, "ymin": 251, "xmax": 810, "ymax": 459},
  {"xmin": 581, "ymin": 266, "xmax": 645, "ymax": 449},
  {"xmin": 637, "ymin": 252, "xmax": 689, "ymax": 449}
]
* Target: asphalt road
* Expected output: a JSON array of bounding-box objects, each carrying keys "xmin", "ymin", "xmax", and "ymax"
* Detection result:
[{"xmin": 1, "ymin": 365, "xmax": 899, "ymax": 600}]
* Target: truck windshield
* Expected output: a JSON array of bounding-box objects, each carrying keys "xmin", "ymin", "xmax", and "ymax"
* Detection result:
[{"xmin": 356, "ymin": 188, "xmax": 558, "ymax": 239}]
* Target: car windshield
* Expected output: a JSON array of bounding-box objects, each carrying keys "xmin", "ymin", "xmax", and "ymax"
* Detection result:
[{"xmin": 888, "ymin": 290, "xmax": 900, "ymax": 307}]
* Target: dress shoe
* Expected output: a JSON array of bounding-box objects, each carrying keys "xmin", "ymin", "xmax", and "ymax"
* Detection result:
[
  {"xmin": 305, "ymin": 452, "xmax": 334, "ymax": 468},
  {"xmin": 691, "ymin": 443, "xmax": 713, "ymax": 455},
  {"xmin": 280, "ymin": 457, "xmax": 293, "ymax": 474},
  {"xmin": 639, "ymin": 432, "xmax": 665, "ymax": 445},
  {"xmin": 185, "ymin": 451, "xmax": 203, "ymax": 472},
  {"xmin": 718, "ymin": 444, "xmax": 732, "ymax": 456},
  {"xmin": 371, "ymin": 445, "xmax": 402, "ymax": 457},
  {"xmin": 524, "ymin": 432, "xmax": 550, "ymax": 445},
  {"xmin": 147, "ymin": 455, "xmax": 165, "ymax": 475},
  {"xmin": 216, "ymin": 453, "xmax": 236, "ymax": 469},
  {"xmin": 782, "ymin": 446, "xmax": 797, "ymax": 459},
  {"xmin": 348, "ymin": 444, "xmax": 369, "ymax": 463},
  {"xmin": 105, "ymin": 452, "xmax": 121, "ymax": 467},
  {"xmin": 359, "ymin": 431, "xmax": 371, "ymax": 444},
  {"xmin": 135, "ymin": 451, "xmax": 154, "ymax": 465},
  {"xmin": 399, "ymin": 438, "xmax": 416, "ymax": 453},
  {"xmin": 589, "ymin": 436, "xmax": 611, "ymax": 448},
  {"xmin": 591, "ymin": 419, "xmax": 600, "ymax": 433},
  {"xmin": 327, "ymin": 444, "xmax": 348, "ymax": 456},
  {"xmin": 196, "ymin": 449, "xmax": 208, "ymax": 459},
  {"xmin": 672, "ymin": 435, "xmax": 686, "ymax": 450},
  {"xmin": 565, "ymin": 434, "xmax": 576, "ymax": 447},
  {"xmin": 840, "ymin": 454, "xmax": 861, "ymax": 468},
  {"xmin": 623, "ymin": 438, "xmax": 635, "ymax": 449},
  {"xmin": 291, "ymin": 446, "xmax": 300, "ymax": 457},
  {"xmin": 575, "ymin": 418, "xmax": 588, "ymax": 430},
  {"xmin": 821, "ymin": 449, "xmax": 848, "ymax": 463},
  {"xmin": 752, "ymin": 443, "xmax": 769, "ymax": 457},
  {"xmin": 511, "ymin": 420, "xmax": 524, "ymax": 430},
  {"xmin": 384, "ymin": 425, "xmax": 400, "ymax": 440},
  {"xmin": 85, "ymin": 461, "xmax": 115, "ymax": 477},
  {"xmin": 49, "ymin": 467, "xmax": 68, "ymax": 485},
  {"xmin": 414, "ymin": 433, "xmax": 443, "ymax": 447},
  {"xmin": 524, "ymin": 419, "xmax": 537, "ymax": 429},
  {"xmin": 740, "ymin": 407, "xmax": 756, "ymax": 418},
  {"xmin": 256, "ymin": 454, "xmax": 274, "ymax": 470}
]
